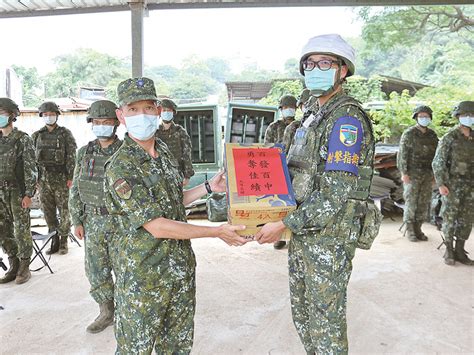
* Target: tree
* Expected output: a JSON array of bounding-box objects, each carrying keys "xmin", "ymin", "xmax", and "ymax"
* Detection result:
[
  {"xmin": 343, "ymin": 75, "xmax": 386, "ymax": 103},
  {"xmin": 12, "ymin": 65, "xmax": 43, "ymax": 107},
  {"xmin": 205, "ymin": 57, "xmax": 231, "ymax": 83},
  {"xmin": 283, "ymin": 58, "xmax": 300, "ymax": 78},
  {"xmin": 259, "ymin": 80, "xmax": 304, "ymax": 107},
  {"xmin": 44, "ymin": 49, "xmax": 130, "ymax": 98},
  {"xmin": 358, "ymin": 6, "xmax": 474, "ymax": 50}
]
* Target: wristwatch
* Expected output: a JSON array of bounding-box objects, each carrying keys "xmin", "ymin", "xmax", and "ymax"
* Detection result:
[{"xmin": 204, "ymin": 180, "xmax": 213, "ymax": 194}]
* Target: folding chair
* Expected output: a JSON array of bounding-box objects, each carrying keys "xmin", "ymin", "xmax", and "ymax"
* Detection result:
[
  {"xmin": 30, "ymin": 231, "xmax": 56, "ymax": 274},
  {"xmin": 69, "ymin": 232, "xmax": 82, "ymax": 248}
]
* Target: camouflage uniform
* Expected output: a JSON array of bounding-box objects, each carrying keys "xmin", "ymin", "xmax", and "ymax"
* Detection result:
[
  {"xmin": 69, "ymin": 138, "xmax": 122, "ymax": 304},
  {"xmin": 282, "ymin": 120, "xmax": 301, "ymax": 154},
  {"xmin": 432, "ymin": 125, "xmax": 473, "ymax": 245},
  {"xmin": 0, "ymin": 128, "xmax": 37, "ymax": 260},
  {"xmin": 32, "ymin": 125, "xmax": 77, "ymax": 239},
  {"xmin": 156, "ymin": 121, "xmax": 194, "ymax": 180},
  {"xmin": 264, "ymin": 118, "xmax": 295, "ymax": 145},
  {"xmin": 104, "ymin": 133, "xmax": 196, "ymax": 354},
  {"xmin": 284, "ymin": 92, "xmax": 375, "ymax": 354},
  {"xmin": 397, "ymin": 126, "xmax": 438, "ymax": 225}
]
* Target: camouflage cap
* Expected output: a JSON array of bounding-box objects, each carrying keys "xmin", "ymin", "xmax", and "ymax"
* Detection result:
[
  {"xmin": 160, "ymin": 98, "xmax": 178, "ymax": 112},
  {"xmin": 117, "ymin": 77, "xmax": 159, "ymax": 107},
  {"xmin": 87, "ymin": 100, "xmax": 118, "ymax": 123},
  {"xmin": 279, "ymin": 95, "xmax": 298, "ymax": 108},
  {"xmin": 452, "ymin": 101, "xmax": 474, "ymax": 117},
  {"xmin": 0, "ymin": 97, "xmax": 20, "ymax": 117}
]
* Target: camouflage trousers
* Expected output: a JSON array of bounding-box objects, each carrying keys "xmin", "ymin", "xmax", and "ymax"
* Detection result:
[
  {"xmin": 403, "ymin": 174, "xmax": 433, "ymax": 223},
  {"xmin": 441, "ymin": 179, "xmax": 473, "ymax": 241},
  {"xmin": 0, "ymin": 188, "xmax": 32, "ymax": 260},
  {"xmin": 114, "ymin": 272, "xmax": 196, "ymax": 354},
  {"xmin": 39, "ymin": 179, "xmax": 71, "ymax": 237},
  {"xmin": 83, "ymin": 213, "xmax": 118, "ymax": 305},
  {"xmin": 288, "ymin": 226, "xmax": 358, "ymax": 355}
]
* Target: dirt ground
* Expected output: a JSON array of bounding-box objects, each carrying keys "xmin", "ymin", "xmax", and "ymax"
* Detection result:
[{"xmin": 0, "ymin": 217, "xmax": 473, "ymax": 355}]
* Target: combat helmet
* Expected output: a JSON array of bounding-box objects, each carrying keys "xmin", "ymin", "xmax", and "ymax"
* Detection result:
[
  {"xmin": 86, "ymin": 100, "xmax": 118, "ymax": 123},
  {"xmin": 297, "ymin": 89, "xmax": 311, "ymax": 107},
  {"xmin": 279, "ymin": 95, "xmax": 297, "ymax": 109},
  {"xmin": 0, "ymin": 98, "xmax": 20, "ymax": 121},
  {"xmin": 452, "ymin": 101, "xmax": 474, "ymax": 117},
  {"xmin": 412, "ymin": 105, "xmax": 433, "ymax": 119},
  {"xmin": 160, "ymin": 98, "xmax": 178, "ymax": 113},
  {"xmin": 38, "ymin": 101, "xmax": 60, "ymax": 117}
]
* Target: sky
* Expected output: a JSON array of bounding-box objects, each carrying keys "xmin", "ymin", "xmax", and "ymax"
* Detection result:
[{"xmin": 0, "ymin": 6, "xmax": 363, "ymax": 75}]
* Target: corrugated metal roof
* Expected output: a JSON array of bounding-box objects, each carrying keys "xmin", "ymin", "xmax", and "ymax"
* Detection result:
[{"xmin": 0, "ymin": 1, "xmax": 469, "ymax": 18}]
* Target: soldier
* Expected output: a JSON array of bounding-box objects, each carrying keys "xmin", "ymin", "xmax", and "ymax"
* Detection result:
[
  {"xmin": 0, "ymin": 98, "xmax": 37, "ymax": 284},
  {"xmin": 264, "ymin": 94, "xmax": 298, "ymax": 145},
  {"xmin": 68, "ymin": 100, "xmax": 122, "ymax": 333},
  {"xmin": 432, "ymin": 101, "xmax": 473, "ymax": 266},
  {"xmin": 282, "ymin": 88, "xmax": 312, "ymax": 155},
  {"xmin": 397, "ymin": 105, "xmax": 438, "ymax": 242},
  {"xmin": 32, "ymin": 102, "xmax": 77, "ymax": 255},
  {"xmin": 155, "ymin": 98, "xmax": 194, "ymax": 186},
  {"xmin": 104, "ymin": 77, "xmax": 247, "ymax": 354},
  {"xmin": 265, "ymin": 94, "xmax": 297, "ymax": 250},
  {"xmin": 256, "ymin": 34, "xmax": 376, "ymax": 354}
]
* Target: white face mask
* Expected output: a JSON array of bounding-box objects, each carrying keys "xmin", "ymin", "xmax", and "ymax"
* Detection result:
[
  {"xmin": 124, "ymin": 114, "xmax": 158, "ymax": 141},
  {"xmin": 92, "ymin": 125, "xmax": 115, "ymax": 140},
  {"xmin": 43, "ymin": 115, "xmax": 57, "ymax": 125},
  {"xmin": 281, "ymin": 108, "xmax": 296, "ymax": 118},
  {"xmin": 459, "ymin": 116, "xmax": 473, "ymax": 128},
  {"xmin": 417, "ymin": 117, "xmax": 431, "ymax": 127}
]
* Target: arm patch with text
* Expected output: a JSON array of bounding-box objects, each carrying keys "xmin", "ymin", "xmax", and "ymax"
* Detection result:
[{"xmin": 325, "ymin": 116, "xmax": 363, "ymax": 176}]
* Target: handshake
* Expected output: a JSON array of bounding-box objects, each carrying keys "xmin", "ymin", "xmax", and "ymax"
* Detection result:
[{"xmin": 216, "ymin": 220, "xmax": 288, "ymax": 247}]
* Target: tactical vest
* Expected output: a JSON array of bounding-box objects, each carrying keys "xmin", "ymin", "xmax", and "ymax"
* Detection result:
[
  {"xmin": 287, "ymin": 95, "xmax": 375, "ymax": 204},
  {"xmin": 406, "ymin": 128, "xmax": 438, "ymax": 172},
  {"xmin": 0, "ymin": 132, "xmax": 19, "ymax": 183},
  {"xmin": 35, "ymin": 127, "xmax": 67, "ymax": 167},
  {"xmin": 77, "ymin": 141, "xmax": 111, "ymax": 208},
  {"xmin": 448, "ymin": 131, "xmax": 473, "ymax": 179}
]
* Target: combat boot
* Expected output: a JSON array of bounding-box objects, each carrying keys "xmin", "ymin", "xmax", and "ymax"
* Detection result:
[
  {"xmin": 443, "ymin": 240, "xmax": 455, "ymax": 266},
  {"xmin": 46, "ymin": 234, "xmax": 60, "ymax": 255},
  {"xmin": 86, "ymin": 300, "xmax": 114, "ymax": 334},
  {"xmin": 58, "ymin": 235, "xmax": 68, "ymax": 255},
  {"xmin": 15, "ymin": 258, "xmax": 31, "ymax": 284},
  {"xmin": 0, "ymin": 256, "xmax": 20, "ymax": 284},
  {"xmin": 454, "ymin": 240, "xmax": 474, "ymax": 266},
  {"xmin": 405, "ymin": 223, "xmax": 417, "ymax": 242},
  {"xmin": 273, "ymin": 241, "xmax": 287, "ymax": 250},
  {"xmin": 414, "ymin": 222, "xmax": 428, "ymax": 241}
]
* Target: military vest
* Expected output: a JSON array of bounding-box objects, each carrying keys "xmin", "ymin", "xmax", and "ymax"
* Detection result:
[
  {"xmin": 448, "ymin": 130, "xmax": 473, "ymax": 179},
  {"xmin": 287, "ymin": 94, "xmax": 374, "ymax": 204},
  {"xmin": 0, "ymin": 131, "xmax": 20, "ymax": 182},
  {"xmin": 156, "ymin": 124, "xmax": 183, "ymax": 163},
  {"xmin": 35, "ymin": 127, "xmax": 67, "ymax": 167},
  {"xmin": 77, "ymin": 141, "xmax": 113, "ymax": 208},
  {"xmin": 407, "ymin": 128, "xmax": 438, "ymax": 173}
]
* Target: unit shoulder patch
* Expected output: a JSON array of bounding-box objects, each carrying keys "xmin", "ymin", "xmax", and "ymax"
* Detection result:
[{"xmin": 113, "ymin": 178, "xmax": 132, "ymax": 200}]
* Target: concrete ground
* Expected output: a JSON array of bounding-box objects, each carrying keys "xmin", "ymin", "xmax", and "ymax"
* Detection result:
[{"xmin": 0, "ymin": 217, "xmax": 473, "ymax": 355}]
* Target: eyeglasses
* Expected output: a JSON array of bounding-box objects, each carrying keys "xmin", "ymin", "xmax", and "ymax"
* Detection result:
[{"xmin": 303, "ymin": 59, "xmax": 341, "ymax": 72}]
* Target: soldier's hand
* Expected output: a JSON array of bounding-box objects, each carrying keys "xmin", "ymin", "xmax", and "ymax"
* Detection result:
[
  {"xmin": 439, "ymin": 185, "xmax": 449, "ymax": 196},
  {"xmin": 74, "ymin": 225, "xmax": 85, "ymax": 240},
  {"xmin": 21, "ymin": 196, "xmax": 32, "ymax": 209},
  {"xmin": 401, "ymin": 174, "xmax": 410, "ymax": 184},
  {"xmin": 209, "ymin": 170, "xmax": 226, "ymax": 193},
  {"xmin": 66, "ymin": 180, "xmax": 73, "ymax": 189},
  {"xmin": 255, "ymin": 221, "xmax": 287, "ymax": 244},
  {"xmin": 217, "ymin": 224, "xmax": 247, "ymax": 246}
]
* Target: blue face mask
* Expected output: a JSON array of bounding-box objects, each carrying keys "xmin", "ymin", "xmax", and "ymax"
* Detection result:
[
  {"xmin": 281, "ymin": 108, "xmax": 296, "ymax": 118},
  {"xmin": 0, "ymin": 115, "xmax": 9, "ymax": 128},
  {"xmin": 161, "ymin": 111, "xmax": 174, "ymax": 122},
  {"xmin": 304, "ymin": 68, "xmax": 336, "ymax": 96},
  {"xmin": 124, "ymin": 114, "xmax": 158, "ymax": 141},
  {"xmin": 92, "ymin": 124, "xmax": 115, "ymax": 139},
  {"xmin": 417, "ymin": 117, "xmax": 431, "ymax": 127},
  {"xmin": 459, "ymin": 116, "xmax": 473, "ymax": 128}
]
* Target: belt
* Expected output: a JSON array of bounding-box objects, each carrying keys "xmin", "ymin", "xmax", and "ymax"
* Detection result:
[{"xmin": 84, "ymin": 205, "xmax": 110, "ymax": 216}]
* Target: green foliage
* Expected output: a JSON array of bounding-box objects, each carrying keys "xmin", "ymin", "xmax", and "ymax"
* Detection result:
[
  {"xmin": 259, "ymin": 80, "xmax": 303, "ymax": 107},
  {"xmin": 343, "ymin": 75, "xmax": 386, "ymax": 103},
  {"xmin": 229, "ymin": 62, "xmax": 281, "ymax": 81},
  {"xmin": 12, "ymin": 65, "xmax": 43, "ymax": 107}
]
